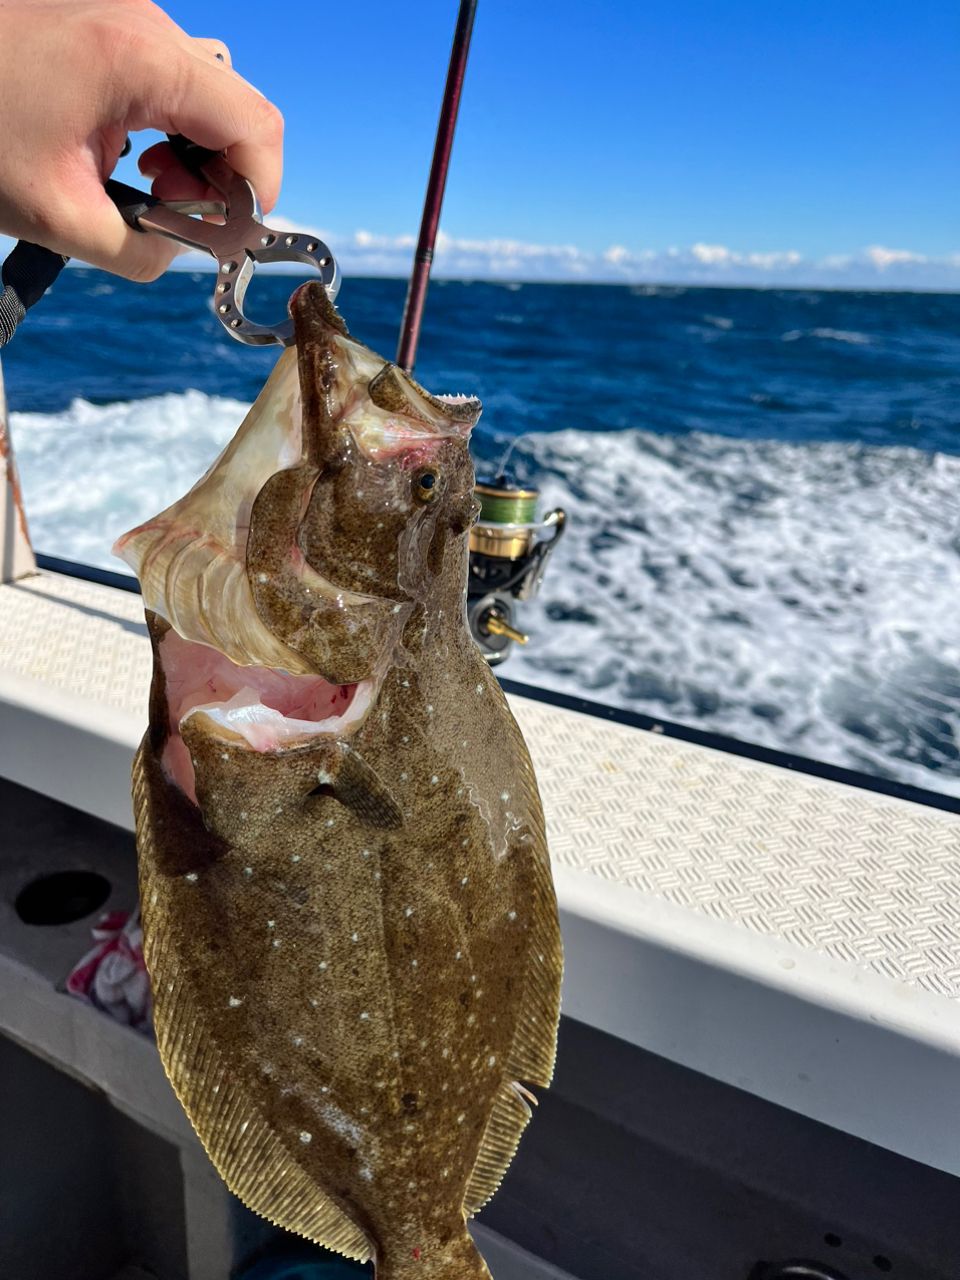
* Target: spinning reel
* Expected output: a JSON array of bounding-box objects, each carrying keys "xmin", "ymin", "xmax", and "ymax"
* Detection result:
[{"xmin": 467, "ymin": 475, "xmax": 566, "ymax": 666}]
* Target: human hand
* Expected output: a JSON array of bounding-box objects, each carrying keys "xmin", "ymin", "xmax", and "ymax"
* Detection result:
[{"xmin": 0, "ymin": 0, "xmax": 283, "ymax": 281}]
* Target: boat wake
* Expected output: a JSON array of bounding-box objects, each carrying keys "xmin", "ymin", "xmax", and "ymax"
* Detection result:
[{"xmin": 12, "ymin": 392, "xmax": 960, "ymax": 797}]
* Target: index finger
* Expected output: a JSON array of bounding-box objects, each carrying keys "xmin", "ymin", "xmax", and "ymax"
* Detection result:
[{"xmin": 135, "ymin": 45, "xmax": 284, "ymax": 213}]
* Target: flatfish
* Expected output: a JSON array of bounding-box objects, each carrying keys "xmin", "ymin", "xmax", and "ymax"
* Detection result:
[{"xmin": 116, "ymin": 283, "xmax": 563, "ymax": 1278}]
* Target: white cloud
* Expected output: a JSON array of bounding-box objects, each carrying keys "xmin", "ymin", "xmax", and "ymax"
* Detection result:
[
  {"xmin": 321, "ymin": 228, "xmax": 960, "ymax": 288},
  {"xmin": 864, "ymin": 244, "xmax": 927, "ymax": 270},
  {"xmin": 691, "ymin": 242, "xmax": 734, "ymax": 265},
  {"xmin": 2, "ymin": 216, "xmax": 952, "ymax": 290}
]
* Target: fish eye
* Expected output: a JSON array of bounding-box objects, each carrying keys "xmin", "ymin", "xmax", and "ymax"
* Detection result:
[{"xmin": 413, "ymin": 468, "xmax": 440, "ymax": 503}]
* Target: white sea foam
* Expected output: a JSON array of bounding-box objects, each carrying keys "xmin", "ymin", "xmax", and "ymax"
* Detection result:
[
  {"xmin": 511, "ymin": 425, "xmax": 960, "ymax": 795},
  {"xmin": 11, "ymin": 393, "xmax": 960, "ymax": 795},
  {"xmin": 781, "ymin": 327, "xmax": 871, "ymax": 345}
]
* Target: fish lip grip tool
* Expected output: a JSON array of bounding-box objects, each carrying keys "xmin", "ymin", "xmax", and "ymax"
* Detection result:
[{"xmin": 105, "ymin": 134, "xmax": 340, "ymax": 347}]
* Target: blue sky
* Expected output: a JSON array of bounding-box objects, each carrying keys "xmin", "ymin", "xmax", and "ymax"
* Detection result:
[{"xmin": 114, "ymin": 0, "xmax": 958, "ymax": 287}]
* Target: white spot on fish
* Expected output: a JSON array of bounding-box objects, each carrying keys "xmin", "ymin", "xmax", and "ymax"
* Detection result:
[
  {"xmin": 393, "ymin": 604, "xmax": 402, "ymax": 614},
  {"xmin": 257, "ymin": 572, "xmax": 269, "ymax": 583},
  {"xmin": 239, "ymin": 1120, "xmax": 249, "ymax": 1135},
  {"xmin": 500, "ymin": 791, "xmax": 510, "ymax": 803},
  {"xmin": 441, "ymin": 1167, "xmax": 450, "ymax": 1178},
  {"xmin": 362, "ymin": 848, "xmax": 371, "ymax": 858},
  {"xmin": 275, "ymin": 806, "xmax": 283, "ymax": 815},
  {"xmin": 299, "ymin": 1131, "xmax": 312, "ymax": 1144},
  {"xmin": 400, "ymin": 678, "xmax": 410, "ymax": 688},
  {"xmin": 243, "ymin": 867, "xmax": 252, "ymax": 877},
  {"xmin": 400, "ymin": 772, "xmax": 408, "ymax": 782},
  {"xmin": 320, "ymin": 1102, "xmax": 363, "ymax": 1145},
  {"xmin": 359, "ymin": 1011, "xmax": 370, "ymax": 1021},
  {"xmin": 149, "ymin": 890, "xmax": 158, "ymax": 906},
  {"xmin": 467, "ymin": 1014, "xmax": 476, "ymax": 1025},
  {"xmin": 351, "ymin": 932, "xmax": 359, "ymax": 942},
  {"xmin": 228, "ymin": 996, "xmax": 243, "ymax": 1008},
  {"xmin": 374, "ymin": 871, "xmax": 381, "ymax": 881},
  {"xmin": 316, "ymin": 768, "xmax": 332, "ymax": 785},
  {"xmin": 430, "ymin": 775, "xmax": 439, "ymax": 785},
  {"xmin": 411, "ymin": 958, "xmax": 418, "ymax": 969},
  {"xmin": 455, "ymin": 950, "xmax": 462, "ymax": 960},
  {"xmin": 404, "ymin": 906, "xmax": 414, "ymax": 917},
  {"xmin": 221, "ymin": 752, "xmax": 229, "ymax": 761},
  {"xmin": 318, "ymin": 961, "xmax": 328, "ymax": 971},
  {"xmin": 272, "ymin": 939, "xmax": 281, "ymax": 948},
  {"xmin": 309, "ymin": 997, "xmax": 318, "ymax": 1007},
  {"xmin": 185, "ymin": 872, "xmax": 198, "ymax": 883},
  {"xmin": 291, "ymin": 853, "xmax": 301, "ymax": 863},
  {"xmin": 267, "ymin": 920, "xmax": 275, "ymax": 929},
  {"xmin": 488, "ymin": 1054, "xmax": 497, "ymax": 1067},
  {"xmin": 239, "ymin": 811, "xmax": 247, "ymax": 821},
  {"xmin": 442, "ymin": 1047, "xmax": 450, "ymax": 1058},
  {"xmin": 476, "ymin": 684, "xmax": 484, "ymax": 694},
  {"xmin": 508, "ymin": 910, "xmax": 517, "ymax": 921},
  {"xmin": 426, "ymin": 704, "xmax": 434, "ymax": 714},
  {"xmin": 292, "ymin": 1035, "xmax": 303, "ymax": 1047},
  {"xmin": 326, "ymin": 817, "xmax": 336, "ymax": 828},
  {"xmin": 401, "ymin": 734, "xmax": 409, "ymax": 743},
  {"xmin": 457, "ymin": 1113, "xmax": 466, "ymax": 1124},
  {"xmin": 360, "ymin": 1167, "xmax": 373, "ymax": 1181},
  {"xmin": 461, "ymin": 876, "xmax": 469, "ymax": 885}
]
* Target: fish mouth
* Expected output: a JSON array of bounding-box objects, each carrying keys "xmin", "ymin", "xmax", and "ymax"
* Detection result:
[{"xmin": 158, "ymin": 629, "xmax": 375, "ymax": 803}]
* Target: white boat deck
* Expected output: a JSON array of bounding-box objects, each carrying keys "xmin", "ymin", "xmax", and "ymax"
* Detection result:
[{"xmin": 3, "ymin": 569, "xmax": 960, "ymax": 1180}]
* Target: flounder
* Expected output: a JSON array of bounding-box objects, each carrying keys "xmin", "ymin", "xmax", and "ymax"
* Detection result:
[{"xmin": 116, "ymin": 283, "xmax": 563, "ymax": 1279}]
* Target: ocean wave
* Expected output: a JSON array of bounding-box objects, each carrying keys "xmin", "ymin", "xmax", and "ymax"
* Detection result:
[
  {"xmin": 11, "ymin": 392, "xmax": 960, "ymax": 797},
  {"xmin": 508, "ymin": 424, "xmax": 960, "ymax": 795},
  {"xmin": 782, "ymin": 327, "xmax": 872, "ymax": 345}
]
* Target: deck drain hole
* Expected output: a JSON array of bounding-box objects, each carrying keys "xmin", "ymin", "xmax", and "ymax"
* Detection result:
[
  {"xmin": 15, "ymin": 870, "xmax": 111, "ymax": 926},
  {"xmin": 873, "ymin": 1259, "xmax": 892, "ymax": 1274}
]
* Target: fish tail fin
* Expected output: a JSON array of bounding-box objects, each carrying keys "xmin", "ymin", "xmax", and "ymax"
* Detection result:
[{"xmin": 377, "ymin": 1228, "xmax": 492, "ymax": 1280}]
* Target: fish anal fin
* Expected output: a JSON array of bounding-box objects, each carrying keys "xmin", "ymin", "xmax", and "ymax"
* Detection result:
[
  {"xmin": 463, "ymin": 1080, "xmax": 533, "ymax": 1218},
  {"xmin": 133, "ymin": 746, "xmax": 371, "ymax": 1260}
]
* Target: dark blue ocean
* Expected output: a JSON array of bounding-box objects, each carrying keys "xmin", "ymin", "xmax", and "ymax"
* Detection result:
[{"xmin": 6, "ymin": 269, "xmax": 960, "ymax": 795}]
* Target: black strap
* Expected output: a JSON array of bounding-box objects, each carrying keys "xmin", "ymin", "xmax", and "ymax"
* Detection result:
[{"xmin": 0, "ymin": 240, "xmax": 68, "ymax": 347}]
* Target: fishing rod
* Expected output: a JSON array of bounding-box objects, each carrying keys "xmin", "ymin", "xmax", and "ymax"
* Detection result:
[
  {"xmin": 397, "ymin": 1, "xmax": 567, "ymax": 665},
  {"xmin": 396, "ymin": 0, "xmax": 477, "ymax": 373}
]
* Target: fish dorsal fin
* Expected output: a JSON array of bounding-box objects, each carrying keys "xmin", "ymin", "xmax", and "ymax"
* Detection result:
[
  {"xmin": 114, "ymin": 348, "xmax": 314, "ymax": 674},
  {"xmin": 464, "ymin": 796, "xmax": 563, "ymax": 1216}
]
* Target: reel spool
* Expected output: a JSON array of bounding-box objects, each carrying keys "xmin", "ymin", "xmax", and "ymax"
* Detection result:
[{"xmin": 467, "ymin": 475, "xmax": 566, "ymax": 665}]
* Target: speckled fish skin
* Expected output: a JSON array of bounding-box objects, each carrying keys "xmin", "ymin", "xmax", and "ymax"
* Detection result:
[{"xmin": 125, "ymin": 284, "xmax": 563, "ymax": 1280}]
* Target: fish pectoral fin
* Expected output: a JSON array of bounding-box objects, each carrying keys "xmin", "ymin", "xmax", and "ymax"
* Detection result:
[{"xmin": 308, "ymin": 743, "xmax": 403, "ymax": 829}]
